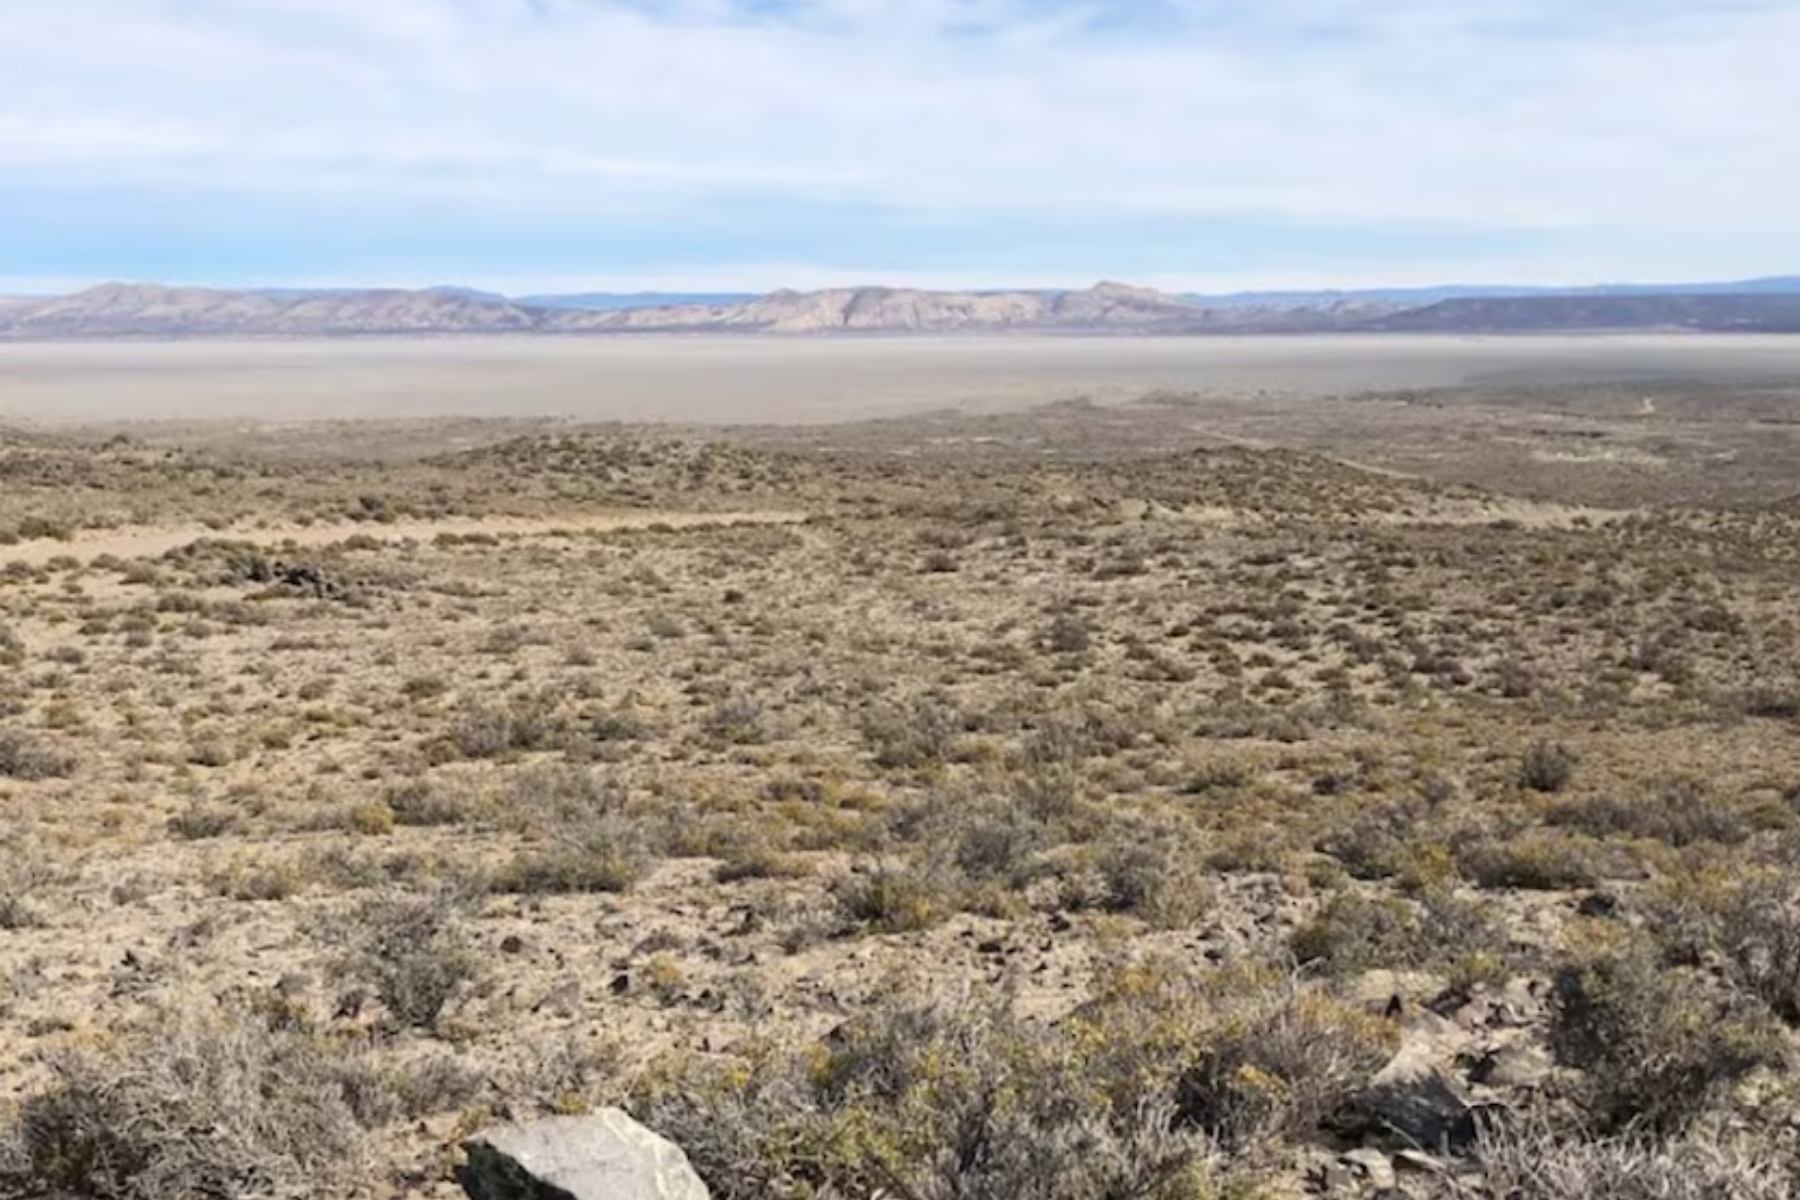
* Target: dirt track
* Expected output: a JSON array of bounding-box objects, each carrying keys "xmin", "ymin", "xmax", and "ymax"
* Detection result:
[{"xmin": 0, "ymin": 509, "xmax": 806, "ymax": 567}]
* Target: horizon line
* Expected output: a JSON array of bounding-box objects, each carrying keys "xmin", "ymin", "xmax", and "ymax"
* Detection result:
[{"xmin": 7, "ymin": 271, "xmax": 1800, "ymax": 302}]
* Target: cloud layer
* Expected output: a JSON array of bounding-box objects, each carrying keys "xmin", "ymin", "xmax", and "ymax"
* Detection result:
[{"xmin": 4, "ymin": 0, "xmax": 1798, "ymax": 290}]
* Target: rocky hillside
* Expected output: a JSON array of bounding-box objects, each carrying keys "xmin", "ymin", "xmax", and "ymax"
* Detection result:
[{"xmin": 568, "ymin": 281, "xmax": 1212, "ymax": 333}]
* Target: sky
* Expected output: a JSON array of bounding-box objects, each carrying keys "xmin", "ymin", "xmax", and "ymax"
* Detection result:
[{"xmin": 3, "ymin": 0, "xmax": 1798, "ymax": 295}]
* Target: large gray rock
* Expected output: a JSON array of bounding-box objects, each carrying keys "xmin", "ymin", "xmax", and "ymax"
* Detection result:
[
  {"xmin": 459, "ymin": 1110, "xmax": 711, "ymax": 1200},
  {"xmin": 1351, "ymin": 1040, "xmax": 1484, "ymax": 1154}
]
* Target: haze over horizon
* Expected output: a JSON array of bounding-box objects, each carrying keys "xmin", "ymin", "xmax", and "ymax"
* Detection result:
[{"xmin": 6, "ymin": 0, "xmax": 1799, "ymax": 296}]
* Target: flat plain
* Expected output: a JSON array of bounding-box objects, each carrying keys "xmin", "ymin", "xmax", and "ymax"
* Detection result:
[{"xmin": 3, "ymin": 336, "xmax": 1800, "ymax": 1200}]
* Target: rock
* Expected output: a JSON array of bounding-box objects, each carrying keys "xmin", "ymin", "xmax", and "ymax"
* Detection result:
[
  {"xmin": 1340, "ymin": 1148, "xmax": 1397, "ymax": 1190},
  {"xmin": 1355, "ymin": 1042, "xmax": 1482, "ymax": 1153},
  {"xmin": 1466, "ymin": 1042, "xmax": 1553, "ymax": 1091},
  {"xmin": 1393, "ymin": 1149, "xmax": 1448, "ymax": 1177},
  {"xmin": 1576, "ymin": 892, "xmax": 1620, "ymax": 919},
  {"xmin": 459, "ymin": 1110, "xmax": 710, "ymax": 1200}
]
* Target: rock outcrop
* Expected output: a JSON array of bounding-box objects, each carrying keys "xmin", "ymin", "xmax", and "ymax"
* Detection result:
[{"xmin": 459, "ymin": 1110, "xmax": 711, "ymax": 1200}]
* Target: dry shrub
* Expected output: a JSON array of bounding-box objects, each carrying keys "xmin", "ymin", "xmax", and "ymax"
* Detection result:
[
  {"xmin": 334, "ymin": 890, "xmax": 482, "ymax": 1033},
  {"xmin": 1650, "ymin": 870, "xmax": 1800, "ymax": 1025},
  {"xmin": 446, "ymin": 692, "xmax": 567, "ymax": 759},
  {"xmin": 1289, "ymin": 887, "xmax": 1501, "ymax": 975},
  {"xmin": 638, "ymin": 961, "xmax": 1395, "ymax": 1199},
  {"xmin": 488, "ymin": 764, "xmax": 652, "ymax": 894},
  {"xmin": 861, "ymin": 695, "xmax": 967, "ymax": 772},
  {"xmin": 1087, "ymin": 822, "xmax": 1215, "ymax": 929},
  {"xmin": 489, "ymin": 814, "xmax": 649, "ymax": 895},
  {"xmin": 0, "ymin": 1002, "xmax": 389, "ymax": 1200},
  {"xmin": 385, "ymin": 775, "xmax": 489, "ymax": 827},
  {"xmin": 0, "ymin": 727, "xmax": 73, "ymax": 781},
  {"xmin": 1464, "ymin": 1124, "xmax": 1793, "ymax": 1200}
]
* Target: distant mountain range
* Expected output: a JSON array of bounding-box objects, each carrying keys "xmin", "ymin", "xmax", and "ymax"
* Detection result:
[
  {"xmin": 516, "ymin": 291, "xmax": 760, "ymax": 311},
  {"xmin": 3, "ymin": 278, "xmax": 1800, "ymax": 339},
  {"xmin": 1180, "ymin": 275, "xmax": 1800, "ymax": 307}
]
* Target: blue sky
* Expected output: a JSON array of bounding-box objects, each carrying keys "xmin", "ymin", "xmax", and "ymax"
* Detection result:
[{"xmin": 3, "ymin": 0, "xmax": 1798, "ymax": 294}]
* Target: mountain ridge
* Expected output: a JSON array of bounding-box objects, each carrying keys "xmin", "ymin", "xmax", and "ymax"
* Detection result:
[{"xmin": 4, "ymin": 279, "xmax": 1800, "ymax": 339}]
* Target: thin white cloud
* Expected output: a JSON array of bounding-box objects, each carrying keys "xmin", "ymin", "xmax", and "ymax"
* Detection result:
[{"xmin": 3, "ymin": 0, "xmax": 1798, "ymax": 281}]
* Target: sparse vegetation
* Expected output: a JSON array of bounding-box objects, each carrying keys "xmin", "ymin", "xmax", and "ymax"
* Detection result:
[{"xmin": 5, "ymin": 389, "xmax": 1800, "ymax": 1195}]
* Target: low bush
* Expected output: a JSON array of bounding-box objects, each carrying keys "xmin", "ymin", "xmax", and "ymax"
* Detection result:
[
  {"xmin": 446, "ymin": 692, "xmax": 568, "ymax": 760},
  {"xmin": 637, "ymin": 962, "xmax": 1394, "ymax": 1199},
  {"xmin": 0, "ymin": 727, "xmax": 73, "ymax": 781},
  {"xmin": 1171, "ymin": 979, "xmax": 1397, "ymax": 1150},
  {"xmin": 1289, "ymin": 887, "xmax": 1501, "ymax": 975},
  {"xmin": 1545, "ymin": 780, "xmax": 1776, "ymax": 848},
  {"xmin": 1456, "ymin": 829, "xmax": 1600, "ymax": 891},
  {"xmin": 1519, "ymin": 739, "xmax": 1579, "ymax": 794},
  {"xmin": 488, "ymin": 818, "xmax": 649, "ymax": 895},
  {"xmin": 1549, "ymin": 934, "xmax": 1785, "ymax": 1134},
  {"xmin": 636, "ymin": 986, "xmax": 1224, "ymax": 1200},
  {"xmin": 861, "ymin": 695, "xmax": 967, "ymax": 772},
  {"xmin": 333, "ymin": 890, "xmax": 482, "ymax": 1033},
  {"xmin": 834, "ymin": 857, "xmax": 957, "ymax": 933}
]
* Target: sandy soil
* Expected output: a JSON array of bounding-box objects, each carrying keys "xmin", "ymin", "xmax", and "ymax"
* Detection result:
[
  {"xmin": 0, "ymin": 510, "xmax": 805, "ymax": 567},
  {"xmin": 5, "ymin": 334, "xmax": 1800, "ymax": 425}
]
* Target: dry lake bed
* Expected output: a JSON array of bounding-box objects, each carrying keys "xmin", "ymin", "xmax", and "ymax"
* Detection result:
[{"xmin": 5, "ymin": 334, "xmax": 1800, "ymax": 425}]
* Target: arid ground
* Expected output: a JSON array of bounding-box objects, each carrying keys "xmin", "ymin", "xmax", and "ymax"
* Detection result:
[{"xmin": 3, "ymin": 338, "xmax": 1800, "ymax": 1200}]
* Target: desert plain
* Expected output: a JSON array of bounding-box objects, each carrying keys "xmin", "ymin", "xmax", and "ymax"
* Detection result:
[{"xmin": 2, "ymin": 334, "xmax": 1800, "ymax": 1200}]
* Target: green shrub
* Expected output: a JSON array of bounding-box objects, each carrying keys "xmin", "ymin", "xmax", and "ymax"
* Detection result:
[
  {"xmin": 1173, "ymin": 984, "xmax": 1397, "ymax": 1150},
  {"xmin": 635, "ymin": 987, "xmax": 1224, "ymax": 1200},
  {"xmin": 1520, "ymin": 739, "xmax": 1579, "ymax": 794},
  {"xmin": 1545, "ymin": 780, "xmax": 1774, "ymax": 848},
  {"xmin": 835, "ymin": 858, "xmax": 956, "ymax": 933},
  {"xmin": 1456, "ymin": 830, "xmax": 1599, "ymax": 890}
]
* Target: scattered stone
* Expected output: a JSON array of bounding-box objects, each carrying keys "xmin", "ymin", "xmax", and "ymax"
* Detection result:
[
  {"xmin": 276, "ymin": 971, "xmax": 314, "ymax": 997},
  {"xmin": 459, "ymin": 1110, "xmax": 710, "ymax": 1200},
  {"xmin": 532, "ymin": 979, "xmax": 582, "ymax": 1018}
]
